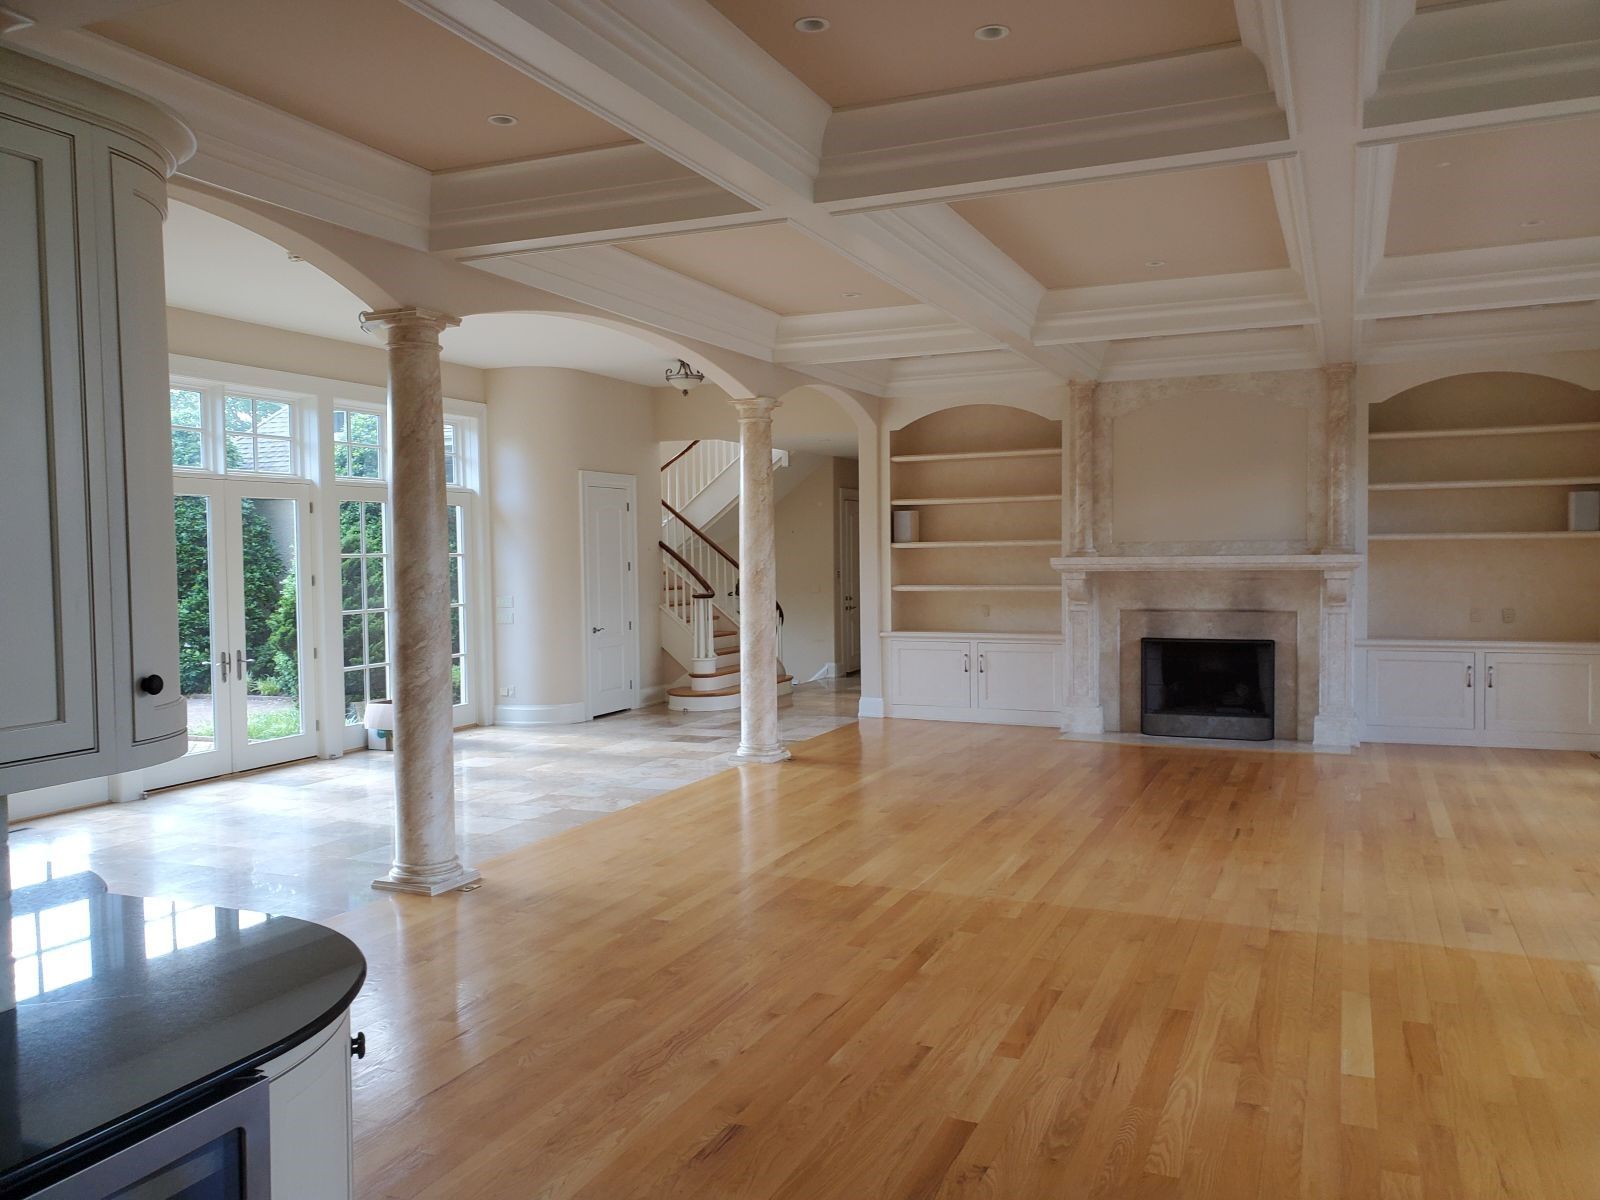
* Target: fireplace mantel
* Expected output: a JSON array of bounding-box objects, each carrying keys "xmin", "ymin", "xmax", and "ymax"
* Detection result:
[{"xmin": 1051, "ymin": 554, "xmax": 1364, "ymax": 574}]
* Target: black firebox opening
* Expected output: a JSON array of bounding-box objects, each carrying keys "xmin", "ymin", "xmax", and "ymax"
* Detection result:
[{"xmin": 1140, "ymin": 637, "xmax": 1275, "ymax": 742}]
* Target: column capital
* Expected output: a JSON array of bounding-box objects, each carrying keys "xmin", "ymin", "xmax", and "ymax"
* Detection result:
[
  {"xmin": 1068, "ymin": 378, "xmax": 1100, "ymax": 402},
  {"xmin": 1322, "ymin": 362, "xmax": 1356, "ymax": 388},
  {"xmin": 729, "ymin": 395, "xmax": 782, "ymax": 421},
  {"xmin": 360, "ymin": 307, "xmax": 462, "ymax": 341}
]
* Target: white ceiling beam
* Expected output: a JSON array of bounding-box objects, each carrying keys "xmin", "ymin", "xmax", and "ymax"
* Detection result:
[
  {"xmin": 1359, "ymin": 238, "xmax": 1600, "ymax": 319},
  {"xmin": 429, "ymin": 142, "xmax": 762, "ymax": 255},
  {"xmin": 1360, "ymin": 303, "xmax": 1600, "ymax": 363},
  {"xmin": 775, "ymin": 306, "xmax": 996, "ymax": 366},
  {"xmin": 1034, "ymin": 270, "xmax": 1317, "ymax": 346},
  {"xmin": 815, "ymin": 47, "xmax": 1292, "ymax": 209},
  {"xmin": 1, "ymin": 0, "xmax": 171, "ymax": 28},
  {"xmin": 1098, "ymin": 326, "xmax": 1322, "ymax": 381},
  {"xmin": 1236, "ymin": 0, "xmax": 1297, "ymax": 119}
]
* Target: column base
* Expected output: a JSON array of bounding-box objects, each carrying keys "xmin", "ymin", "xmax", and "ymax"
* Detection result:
[
  {"xmin": 1312, "ymin": 713, "xmax": 1360, "ymax": 750},
  {"xmin": 1059, "ymin": 705, "xmax": 1105, "ymax": 735},
  {"xmin": 733, "ymin": 744, "xmax": 792, "ymax": 764},
  {"xmin": 372, "ymin": 863, "xmax": 482, "ymax": 896}
]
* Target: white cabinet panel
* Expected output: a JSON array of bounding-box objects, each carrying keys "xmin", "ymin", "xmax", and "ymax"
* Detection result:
[
  {"xmin": 890, "ymin": 639, "xmax": 973, "ymax": 709},
  {"xmin": 265, "ymin": 1014, "xmax": 354, "ymax": 1200},
  {"xmin": 1485, "ymin": 653, "xmax": 1598, "ymax": 735},
  {"xmin": 977, "ymin": 641, "xmax": 1058, "ymax": 713},
  {"xmin": 1365, "ymin": 649, "xmax": 1476, "ymax": 730}
]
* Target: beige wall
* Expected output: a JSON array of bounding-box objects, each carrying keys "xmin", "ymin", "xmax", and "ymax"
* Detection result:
[
  {"xmin": 167, "ymin": 308, "xmax": 488, "ymax": 401},
  {"xmin": 486, "ymin": 367, "xmax": 670, "ymax": 720},
  {"xmin": 655, "ymin": 383, "xmax": 859, "ymax": 454}
]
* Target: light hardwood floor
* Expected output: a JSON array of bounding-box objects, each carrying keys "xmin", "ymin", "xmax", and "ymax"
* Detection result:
[{"xmin": 335, "ymin": 721, "xmax": 1600, "ymax": 1199}]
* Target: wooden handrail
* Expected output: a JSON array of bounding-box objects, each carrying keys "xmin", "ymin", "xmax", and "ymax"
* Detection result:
[
  {"xmin": 658, "ymin": 542, "xmax": 714, "ymax": 598},
  {"xmin": 660, "ymin": 439, "xmax": 701, "ymax": 472},
  {"xmin": 661, "ymin": 500, "xmax": 739, "ymax": 569}
]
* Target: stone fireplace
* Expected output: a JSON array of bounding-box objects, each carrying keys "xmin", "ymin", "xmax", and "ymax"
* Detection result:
[{"xmin": 1141, "ymin": 637, "xmax": 1275, "ymax": 740}]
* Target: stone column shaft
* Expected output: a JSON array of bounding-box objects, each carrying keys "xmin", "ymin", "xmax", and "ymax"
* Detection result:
[
  {"xmin": 1068, "ymin": 380, "xmax": 1098, "ymax": 554},
  {"xmin": 1324, "ymin": 363, "xmax": 1356, "ymax": 553},
  {"xmin": 1313, "ymin": 568, "xmax": 1359, "ymax": 749},
  {"xmin": 361, "ymin": 308, "xmax": 480, "ymax": 895},
  {"xmin": 731, "ymin": 397, "xmax": 789, "ymax": 763}
]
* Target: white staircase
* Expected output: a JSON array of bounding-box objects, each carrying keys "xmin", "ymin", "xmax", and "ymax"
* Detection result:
[{"xmin": 658, "ymin": 441, "xmax": 792, "ymax": 712}]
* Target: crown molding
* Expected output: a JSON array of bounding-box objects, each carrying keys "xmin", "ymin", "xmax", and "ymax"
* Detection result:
[
  {"xmin": 1235, "ymin": 0, "xmax": 1296, "ymax": 121},
  {"xmin": 1034, "ymin": 270, "xmax": 1316, "ymax": 345},
  {"xmin": 817, "ymin": 46, "xmax": 1292, "ymax": 208},
  {"xmin": 884, "ymin": 350, "xmax": 1064, "ymax": 400},
  {"xmin": 484, "ymin": 243, "xmax": 778, "ymax": 360},
  {"xmin": 774, "ymin": 305, "xmax": 995, "ymax": 365},
  {"xmin": 1360, "ymin": 303, "xmax": 1600, "ymax": 362},
  {"xmin": 7, "ymin": 28, "xmax": 431, "ymax": 247},
  {"xmin": 1367, "ymin": 35, "xmax": 1600, "ymax": 129},
  {"xmin": 402, "ymin": 0, "xmax": 826, "ymax": 204},
  {"xmin": 1361, "ymin": 237, "xmax": 1600, "ymax": 318},
  {"xmin": 1097, "ymin": 326, "xmax": 1321, "ymax": 381},
  {"xmin": 430, "ymin": 142, "xmax": 758, "ymax": 255}
]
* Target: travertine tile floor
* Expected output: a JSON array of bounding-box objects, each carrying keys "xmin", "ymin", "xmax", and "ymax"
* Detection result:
[{"xmin": 10, "ymin": 681, "xmax": 860, "ymax": 921}]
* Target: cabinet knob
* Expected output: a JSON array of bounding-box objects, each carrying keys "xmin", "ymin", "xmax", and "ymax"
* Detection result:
[
  {"xmin": 351, "ymin": 1031, "xmax": 367, "ymax": 1060},
  {"xmin": 139, "ymin": 674, "xmax": 165, "ymax": 696}
]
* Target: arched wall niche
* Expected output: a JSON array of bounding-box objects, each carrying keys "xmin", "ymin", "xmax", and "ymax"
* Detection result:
[
  {"xmin": 1362, "ymin": 352, "xmax": 1600, "ymax": 406},
  {"xmin": 884, "ymin": 386, "xmax": 1066, "ymax": 432},
  {"xmin": 1370, "ymin": 371, "xmax": 1600, "ymax": 431}
]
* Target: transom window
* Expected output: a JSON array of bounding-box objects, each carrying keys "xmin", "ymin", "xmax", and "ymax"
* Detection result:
[
  {"xmin": 340, "ymin": 499, "xmax": 391, "ymax": 724},
  {"xmin": 170, "ymin": 388, "xmax": 205, "ymax": 469},
  {"xmin": 224, "ymin": 394, "xmax": 295, "ymax": 474},
  {"xmin": 334, "ymin": 407, "xmax": 383, "ymax": 480}
]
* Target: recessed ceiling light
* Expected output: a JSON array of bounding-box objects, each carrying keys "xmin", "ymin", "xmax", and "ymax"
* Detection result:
[
  {"xmin": 794, "ymin": 16, "xmax": 830, "ymax": 32},
  {"xmin": 487, "ymin": 113, "xmax": 519, "ymax": 127},
  {"xmin": 1435, "ymin": 160, "xmax": 1452, "ymax": 168},
  {"xmin": 841, "ymin": 291, "xmax": 862, "ymax": 299},
  {"xmin": 974, "ymin": 23, "xmax": 1010, "ymax": 40},
  {"xmin": 1520, "ymin": 218, "xmax": 1545, "ymax": 227},
  {"xmin": 1144, "ymin": 259, "xmax": 1167, "ymax": 268}
]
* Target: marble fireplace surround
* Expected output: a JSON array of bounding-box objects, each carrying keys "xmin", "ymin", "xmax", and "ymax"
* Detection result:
[
  {"xmin": 1118, "ymin": 608, "xmax": 1300, "ymax": 741},
  {"xmin": 1053, "ymin": 555, "xmax": 1364, "ymax": 747}
]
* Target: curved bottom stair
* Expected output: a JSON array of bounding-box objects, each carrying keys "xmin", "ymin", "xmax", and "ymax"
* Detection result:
[{"xmin": 667, "ymin": 674, "xmax": 794, "ymax": 712}]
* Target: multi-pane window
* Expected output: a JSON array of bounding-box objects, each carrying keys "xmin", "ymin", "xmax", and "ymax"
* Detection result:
[
  {"xmin": 447, "ymin": 504, "xmax": 467, "ymax": 705},
  {"xmin": 170, "ymin": 388, "xmax": 204, "ymax": 468},
  {"xmin": 333, "ymin": 407, "xmax": 383, "ymax": 480},
  {"xmin": 224, "ymin": 394, "xmax": 294, "ymax": 474},
  {"xmin": 340, "ymin": 499, "xmax": 390, "ymax": 724},
  {"xmin": 443, "ymin": 421, "xmax": 461, "ymax": 486}
]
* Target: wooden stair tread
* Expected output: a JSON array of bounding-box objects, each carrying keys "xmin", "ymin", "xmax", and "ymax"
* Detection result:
[
  {"xmin": 689, "ymin": 664, "xmax": 742, "ymax": 678},
  {"xmin": 667, "ymin": 674, "xmax": 793, "ymax": 698}
]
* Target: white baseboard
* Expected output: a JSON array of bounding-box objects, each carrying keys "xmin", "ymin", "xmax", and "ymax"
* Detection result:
[
  {"xmin": 857, "ymin": 696, "xmax": 885, "ymax": 719},
  {"xmin": 885, "ymin": 703, "xmax": 1059, "ymax": 727},
  {"xmin": 1362, "ymin": 724, "xmax": 1600, "ymax": 751},
  {"xmin": 808, "ymin": 662, "xmax": 840, "ymax": 682},
  {"xmin": 640, "ymin": 684, "xmax": 669, "ymax": 706},
  {"xmin": 8, "ymin": 776, "xmax": 112, "ymax": 823},
  {"xmin": 493, "ymin": 701, "xmax": 588, "ymax": 727}
]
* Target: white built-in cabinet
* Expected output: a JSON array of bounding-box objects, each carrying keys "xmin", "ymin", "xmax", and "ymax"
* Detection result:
[
  {"xmin": 0, "ymin": 49, "xmax": 195, "ymax": 793},
  {"xmin": 261, "ymin": 1012, "xmax": 356, "ymax": 1199},
  {"xmin": 1362, "ymin": 641, "xmax": 1600, "ymax": 750},
  {"xmin": 884, "ymin": 635, "xmax": 1061, "ymax": 726}
]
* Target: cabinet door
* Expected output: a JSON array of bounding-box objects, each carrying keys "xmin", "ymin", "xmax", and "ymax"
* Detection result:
[
  {"xmin": 1484, "ymin": 653, "xmax": 1599, "ymax": 736},
  {"xmin": 976, "ymin": 642, "xmax": 1059, "ymax": 712},
  {"xmin": 266, "ymin": 1014, "xmax": 354, "ymax": 1200},
  {"xmin": 0, "ymin": 114, "xmax": 104, "ymax": 774},
  {"xmin": 890, "ymin": 640, "xmax": 973, "ymax": 709},
  {"xmin": 103, "ymin": 151, "xmax": 185, "ymax": 750},
  {"xmin": 1365, "ymin": 649, "xmax": 1477, "ymax": 730}
]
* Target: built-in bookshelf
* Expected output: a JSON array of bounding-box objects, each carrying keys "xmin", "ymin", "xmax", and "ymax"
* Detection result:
[
  {"xmin": 1367, "ymin": 374, "xmax": 1600, "ymax": 642},
  {"xmin": 889, "ymin": 405, "xmax": 1062, "ymax": 634}
]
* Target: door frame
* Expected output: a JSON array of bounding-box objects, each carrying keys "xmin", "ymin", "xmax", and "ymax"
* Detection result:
[{"xmin": 579, "ymin": 471, "xmax": 640, "ymax": 719}]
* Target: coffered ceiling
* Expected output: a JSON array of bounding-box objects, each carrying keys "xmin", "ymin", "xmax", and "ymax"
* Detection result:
[
  {"xmin": 7, "ymin": 0, "xmax": 1599, "ymax": 393},
  {"xmin": 702, "ymin": 0, "xmax": 1241, "ymax": 108},
  {"xmin": 89, "ymin": 0, "xmax": 634, "ymax": 170}
]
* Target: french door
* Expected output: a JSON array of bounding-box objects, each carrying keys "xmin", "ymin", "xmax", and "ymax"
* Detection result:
[{"xmin": 148, "ymin": 479, "xmax": 317, "ymax": 787}]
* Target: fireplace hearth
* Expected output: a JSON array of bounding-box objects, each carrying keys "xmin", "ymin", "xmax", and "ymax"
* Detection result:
[{"xmin": 1141, "ymin": 637, "xmax": 1275, "ymax": 741}]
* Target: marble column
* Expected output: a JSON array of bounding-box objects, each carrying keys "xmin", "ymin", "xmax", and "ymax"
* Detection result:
[
  {"xmin": 1068, "ymin": 379, "xmax": 1098, "ymax": 554},
  {"xmin": 1313, "ymin": 567, "xmax": 1359, "ymax": 748},
  {"xmin": 1323, "ymin": 363, "xmax": 1356, "ymax": 553},
  {"xmin": 1058, "ymin": 570, "xmax": 1104, "ymax": 735},
  {"xmin": 730, "ymin": 397, "xmax": 790, "ymax": 763},
  {"xmin": 360, "ymin": 308, "xmax": 480, "ymax": 895}
]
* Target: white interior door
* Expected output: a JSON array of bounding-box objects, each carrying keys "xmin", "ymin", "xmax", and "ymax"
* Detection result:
[
  {"xmin": 837, "ymin": 490, "xmax": 861, "ymax": 674},
  {"xmin": 147, "ymin": 480, "xmax": 316, "ymax": 786},
  {"xmin": 583, "ymin": 474, "xmax": 638, "ymax": 718}
]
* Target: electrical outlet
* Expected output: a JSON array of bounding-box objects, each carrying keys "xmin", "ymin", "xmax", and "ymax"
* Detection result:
[
  {"xmin": 1501, "ymin": 607, "xmax": 1516, "ymax": 624},
  {"xmin": 1469, "ymin": 607, "xmax": 1484, "ymax": 623},
  {"xmin": 495, "ymin": 594, "xmax": 514, "ymax": 608},
  {"xmin": 499, "ymin": 685, "xmax": 516, "ymax": 698},
  {"xmin": 496, "ymin": 611, "xmax": 514, "ymax": 625}
]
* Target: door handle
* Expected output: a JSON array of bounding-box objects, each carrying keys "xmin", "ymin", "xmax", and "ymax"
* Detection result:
[
  {"xmin": 963, "ymin": 653, "xmax": 970, "ymax": 674},
  {"xmin": 219, "ymin": 652, "xmax": 230, "ymax": 683},
  {"xmin": 1487, "ymin": 665, "xmax": 1494, "ymax": 688},
  {"xmin": 236, "ymin": 649, "xmax": 246, "ymax": 680},
  {"xmin": 592, "ymin": 626, "xmax": 605, "ymax": 633},
  {"xmin": 978, "ymin": 654, "xmax": 985, "ymax": 674},
  {"xmin": 1466, "ymin": 664, "xmax": 1473, "ymax": 688}
]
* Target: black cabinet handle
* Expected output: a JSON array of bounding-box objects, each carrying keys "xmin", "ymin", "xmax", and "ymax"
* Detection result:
[
  {"xmin": 351, "ymin": 1031, "xmax": 367, "ymax": 1060},
  {"xmin": 139, "ymin": 674, "xmax": 165, "ymax": 696}
]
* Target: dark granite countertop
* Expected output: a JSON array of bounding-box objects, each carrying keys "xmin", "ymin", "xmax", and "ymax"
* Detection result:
[{"xmin": 0, "ymin": 872, "xmax": 365, "ymax": 1193}]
